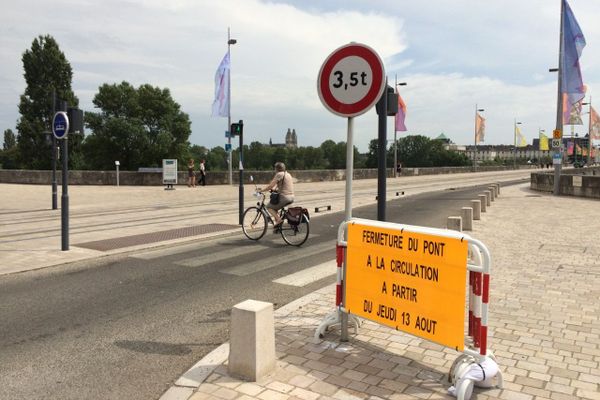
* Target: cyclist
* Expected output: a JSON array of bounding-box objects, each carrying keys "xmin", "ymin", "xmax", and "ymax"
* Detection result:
[{"xmin": 261, "ymin": 162, "xmax": 294, "ymax": 228}]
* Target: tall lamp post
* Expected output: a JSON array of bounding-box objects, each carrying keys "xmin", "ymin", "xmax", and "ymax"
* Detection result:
[
  {"xmin": 227, "ymin": 29, "xmax": 237, "ymax": 185},
  {"xmin": 513, "ymin": 119, "xmax": 522, "ymax": 169},
  {"xmin": 474, "ymin": 105, "xmax": 484, "ymax": 167},
  {"xmin": 394, "ymin": 81, "xmax": 407, "ymax": 177}
]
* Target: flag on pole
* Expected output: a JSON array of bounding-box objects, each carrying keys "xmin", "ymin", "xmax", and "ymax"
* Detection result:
[
  {"xmin": 539, "ymin": 132, "xmax": 550, "ymax": 150},
  {"xmin": 561, "ymin": 0, "xmax": 586, "ymax": 125},
  {"xmin": 395, "ymin": 91, "xmax": 407, "ymax": 132},
  {"xmin": 590, "ymin": 105, "xmax": 600, "ymax": 139},
  {"xmin": 475, "ymin": 113, "xmax": 485, "ymax": 144},
  {"xmin": 565, "ymin": 96, "xmax": 584, "ymax": 125},
  {"xmin": 516, "ymin": 126, "xmax": 527, "ymax": 147},
  {"xmin": 211, "ymin": 52, "xmax": 230, "ymax": 117}
]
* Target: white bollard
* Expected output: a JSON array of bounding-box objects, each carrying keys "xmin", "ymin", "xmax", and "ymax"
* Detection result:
[
  {"xmin": 461, "ymin": 207, "xmax": 473, "ymax": 231},
  {"xmin": 447, "ymin": 216, "xmax": 462, "ymax": 232},
  {"xmin": 470, "ymin": 200, "xmax": 481, "ymax": 220},
  {"xmin": 478, "ymin": 195, "xmax": 487, "ymax": 212},
  {"xmin": 484, "ymin": 191, "xmax": 491, "ymax": 206},
  {"xmin": 228, "ymin": 300, "xmax": 276, "ymax": 381},
  {"xmin": 487, "ymin": 186, "xmax": 496, "ymax": 201}
]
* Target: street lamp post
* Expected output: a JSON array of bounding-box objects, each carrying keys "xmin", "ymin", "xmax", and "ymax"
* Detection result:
[
  {"xmin": 395, "ymin": 81, "xmax": 407, "ymax": 178},
  {"xmin": 513, "ymin": 119, "xmax": 522, "ymax": 169},
  {"xmin": 227, "ymin": 28, "xmax": 237, "ymax": 186}
]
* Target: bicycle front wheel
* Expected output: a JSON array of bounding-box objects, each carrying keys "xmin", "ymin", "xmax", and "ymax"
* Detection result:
[
  {"xmin": 280, "ymin": 219, "xmax": 309, "ymax": 246},
  {"xmin": 242, "ymin": 207, "xmax": 267, "ymax": 240}
]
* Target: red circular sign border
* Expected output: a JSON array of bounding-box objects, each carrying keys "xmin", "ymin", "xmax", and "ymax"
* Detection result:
[{"xmin": 318, "ymin": 43, "xmax": 385, "ymax": 117}]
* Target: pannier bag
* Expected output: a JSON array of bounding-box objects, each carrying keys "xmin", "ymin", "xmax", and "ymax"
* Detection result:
[{"xmin": 287, "ymin": 207, "xmax": 310, "ymax": 225}]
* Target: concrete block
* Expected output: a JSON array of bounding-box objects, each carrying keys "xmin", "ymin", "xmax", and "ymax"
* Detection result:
[
  {"xmin": 478, "ymin": 194, "xmax": 487, "ymax": 212},
  {"xmin": 461, "ymin": 207, "xmax": 473, "ymax": 231},
  {"xmin": 488, "ymin": 186, "xmax": 496, "ymax": 201},
  {"xmin": 228, "ymin": 300, "xmax": 276, "ymax": 381},
  {"xmin": 447, "ymin": 216, "xmax": 462, "ymax": 232},
  {"xmin": 484, "ymin": 191, "xmax": 491, "ymax": 206},
  {"xmin": 495, "ymin": 183, "xmax": 501, "ymax": 195},
  {"xmin": 470, "ymin": 200, "xmax": 481, "ymax": 220}
]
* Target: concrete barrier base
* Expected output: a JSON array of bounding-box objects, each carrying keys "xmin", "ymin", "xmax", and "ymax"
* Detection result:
[
  {"xmin": 228, "ymin": 300, "xmax": 276, "ymax": 381},
  {"xmin": 461, "ymin": 207, "xmax": 473, "ymax": 231}
]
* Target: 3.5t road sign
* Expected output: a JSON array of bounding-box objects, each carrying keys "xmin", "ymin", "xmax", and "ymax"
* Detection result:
[{"xmin": 317, "ymin": 43, "xmax": 385, "ymax": 118}]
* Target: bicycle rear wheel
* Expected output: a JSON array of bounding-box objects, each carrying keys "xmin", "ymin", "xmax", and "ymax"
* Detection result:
[
  {"xmin": 242, "ymin": 207, "xmax": 267, "ymax": 240},
  {"xmin": 280, "ymin": 219, "xmax": 309, "ymax": 246}
]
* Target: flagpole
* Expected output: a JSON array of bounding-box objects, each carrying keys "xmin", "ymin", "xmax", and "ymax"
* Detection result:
[
  {"xmin": 227, "ymin": 28, "xmax": 233, "ymax": 185},
  {"xmin": 474, "ymin": 104, "xmax": 477, "ymax": 168},
  {"xmin": 588, "ymin": 96, "xmax": 592, "ymax": 165},
  {"xmin": 394, "ymin": 74, "xmax": 398, "ymax": 178},
  {"xmin": 553, "ymin": 0, "xmax": 565, "ymax": 195},
  {"xmin": 514, "ymin": 119, "xmax": 517, "ymax": 169}
]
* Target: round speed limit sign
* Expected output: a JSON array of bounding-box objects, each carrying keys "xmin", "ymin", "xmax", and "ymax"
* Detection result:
[{"xmin": 317, "ymin": 43, "xmax": 386, "ymax": 117}]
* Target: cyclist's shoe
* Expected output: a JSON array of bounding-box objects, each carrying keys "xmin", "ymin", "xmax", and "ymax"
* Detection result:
[{"xmin": 273, "ymin": 221, "xmax": 283, "ymax": 233}]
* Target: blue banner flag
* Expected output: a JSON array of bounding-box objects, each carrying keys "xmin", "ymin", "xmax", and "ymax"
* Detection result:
[{"xmin": 561, "ymin": 0, "xmax": 586, "ymax": 124}]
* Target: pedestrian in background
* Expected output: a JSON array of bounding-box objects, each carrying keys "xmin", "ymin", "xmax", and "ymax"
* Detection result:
[
  {"xmin": 198, "ymin": 159, "xmax": 206, "ymax": 186},
  {"xmin": 187, "ymin": 159, "xmax": 196, "ymax": 187}
]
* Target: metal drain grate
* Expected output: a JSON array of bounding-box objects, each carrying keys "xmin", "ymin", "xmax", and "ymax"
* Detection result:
[{"xmin": 75, "ymin": 223, "xmax": 238, "ymax": 251}]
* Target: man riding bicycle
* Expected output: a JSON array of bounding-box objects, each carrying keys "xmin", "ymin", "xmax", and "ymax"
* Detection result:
[{"xmin": 261, "ymin": 162, "xmax": 294, "ymax": 228}]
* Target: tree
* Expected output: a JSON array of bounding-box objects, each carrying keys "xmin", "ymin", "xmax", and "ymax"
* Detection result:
[
  {"xmin": 365, "ymin": 139, "xmax": 381, "ymax": 168},
  {"xmin": 83, "ymin": 82, "xmax": 191, "ymax": 170},
  {"xmin": 3, "ymin": 129, "xmax": 16, "ymax": 150},
  {"xmin": 16, "ymin": 35, "xmax": 79, "ymax": 169},
  {"xmin": 1, "ymin": 129, "xmax": 18, "ymax": 168}
]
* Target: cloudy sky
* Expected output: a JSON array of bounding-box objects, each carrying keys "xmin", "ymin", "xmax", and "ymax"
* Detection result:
[{"xmin": 1, "ymin": 0, "xmax": 599, "ymax": 152}]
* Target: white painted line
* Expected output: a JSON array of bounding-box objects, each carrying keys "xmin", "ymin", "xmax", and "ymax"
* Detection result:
[
  {"xmin": 174, "ymin": 244, "xmax": 265, "ymax": 267},
  {"xmin": 221, "ymin": 239, "xmax": 335, "ymax": 276},
  {"xmin": 273, "ymin": 259, "xmax": 336, "ymax": 287}
]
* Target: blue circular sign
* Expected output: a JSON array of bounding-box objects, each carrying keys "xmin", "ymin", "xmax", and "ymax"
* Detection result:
[{"xmin": 52, "ymin": 111, "xmax": 69, "ymax": 139}]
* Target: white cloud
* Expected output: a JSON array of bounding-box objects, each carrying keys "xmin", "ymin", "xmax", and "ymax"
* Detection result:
[{"xmin": 0, "ymin": 0, "xmax": 599, "ymax": 152}]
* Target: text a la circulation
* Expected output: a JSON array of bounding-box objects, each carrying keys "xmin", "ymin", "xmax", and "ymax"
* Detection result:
[{"xmin": 365, "ymin": 255, "xmax": 439, "ymax": 282}]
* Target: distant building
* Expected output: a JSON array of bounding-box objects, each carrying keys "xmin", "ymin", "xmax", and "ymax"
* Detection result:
[{"xmin": 269, "ymin": 128, "xmax": 298, "ymax": 149}]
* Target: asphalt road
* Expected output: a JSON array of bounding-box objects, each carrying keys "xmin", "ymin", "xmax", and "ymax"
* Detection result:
[{"xmin": 0, "ymin": 182, "xmax": 518, "ymax": 400}]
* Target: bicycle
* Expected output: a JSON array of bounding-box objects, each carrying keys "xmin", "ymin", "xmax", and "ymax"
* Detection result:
[{"xmin": 241, "ymin": 177, "xmax": 310, "ymax": 246}]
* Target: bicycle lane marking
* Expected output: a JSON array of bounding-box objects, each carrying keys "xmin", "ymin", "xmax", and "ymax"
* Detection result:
[{"xmin": 220, "ymin": 237, "xmax": 333, "ymax": 276}]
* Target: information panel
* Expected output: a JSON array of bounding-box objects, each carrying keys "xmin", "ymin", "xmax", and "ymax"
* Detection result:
[
  {"xmin": 162, "ymin": 159, "xmax": 178, "ymax": 185},
  {"xmin": 345, "ymin": 222, "xmax": 468, "ymax": 350}
]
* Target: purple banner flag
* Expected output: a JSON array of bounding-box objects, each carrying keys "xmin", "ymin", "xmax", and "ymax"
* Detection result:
[
  {"xmin": 561, "ymin": 0, "xmax": 586, "ymax": 125},
  {"xmin": 211, "ymin": 52, "xmax": 230, "ymax": 118}
]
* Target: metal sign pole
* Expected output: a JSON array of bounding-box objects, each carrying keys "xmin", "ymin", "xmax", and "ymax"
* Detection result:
[
  {"xmin": 51, "ymin": 89, "xmax": 58, "ymax": 210},
  {"xmin": 61, "ymin": 137, "xmax": 69, "ymax": 251},
  {"xmin": 341, "ymin": 116, "xmax": 354, "ymax": 342}
]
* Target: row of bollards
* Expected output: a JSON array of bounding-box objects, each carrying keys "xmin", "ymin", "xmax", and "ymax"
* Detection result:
[{"xmin": 447, "ymin": 183, "xmax": 500, "ymax": 232}]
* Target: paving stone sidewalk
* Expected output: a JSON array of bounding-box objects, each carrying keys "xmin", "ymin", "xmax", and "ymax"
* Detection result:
[{"xmin": 163, "ymin": 183, "xmax": 600, "ymax": 400}]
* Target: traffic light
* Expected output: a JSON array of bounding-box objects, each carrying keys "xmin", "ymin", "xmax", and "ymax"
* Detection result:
[{"xmin": 230, "ymin": 120, "xmax": 244, "ymax": 136}]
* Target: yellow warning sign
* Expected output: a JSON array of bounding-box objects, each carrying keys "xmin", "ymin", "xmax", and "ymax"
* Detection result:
[
  {"xmin": 553, "ymin": 129, "xmax": 562, "ymax": 139},
  {"xmin": 345, "ymin": 222, "xmax": 468, "ymax": 350}
]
